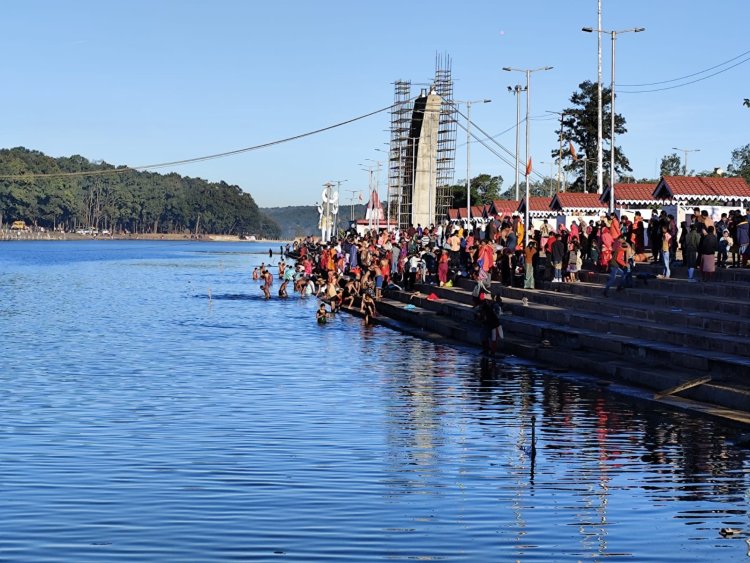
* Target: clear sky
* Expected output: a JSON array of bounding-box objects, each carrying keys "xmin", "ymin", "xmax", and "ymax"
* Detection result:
[{"xmin": 1, "ymin": 1, "xmax": 748, "ymax": 207}]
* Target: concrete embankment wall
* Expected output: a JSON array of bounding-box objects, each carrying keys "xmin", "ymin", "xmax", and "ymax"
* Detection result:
[{"xmin": 374, "ymin": 264, "xmax": 750, "ymax": 425}]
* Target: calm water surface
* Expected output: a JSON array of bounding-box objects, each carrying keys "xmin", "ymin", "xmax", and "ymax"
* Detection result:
[{"xmin": 1, "ymin": 240, "xmax": 749, "ymax": 562}]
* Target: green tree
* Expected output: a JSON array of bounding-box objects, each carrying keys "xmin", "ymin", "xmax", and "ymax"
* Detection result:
[
  {"xmin": 450, "ymin": 173, "xmax": 503, "ymax": 208},
  {"xmin": 554, "ymin": 80, "xmax": 631, "ymax": 192},
  {"xmin": 727, "ymin": 143, "xmax": 750, "ymax": 183},
  {"xmin": 660, "ymin": 153, "xmax": 683, "ymax": 176}
]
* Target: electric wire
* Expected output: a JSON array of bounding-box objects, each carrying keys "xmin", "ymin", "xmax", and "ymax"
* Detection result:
[
  {"xmin": 619, "ymin": 48, "xmax": 750, "ymax": 87},
  {"xmin": 619, "ymin": 55, "xmax": 750, "ymax": 93},
  {"xmin": 0, "ymin": 103, "xmax": 397, "ymax": 180},
  {"xmin": 452, "ymin": 104, "xmax": 546, "ymax": 181}
]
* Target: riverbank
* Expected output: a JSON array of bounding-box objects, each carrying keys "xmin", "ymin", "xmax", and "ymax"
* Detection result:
[
  {"xmin": 366, "ymin": 262, "xmax": 750, "ymax": 428},
  {"xmin": 0, "ymin": 231, "xmax": 289, "ymax": 243}
]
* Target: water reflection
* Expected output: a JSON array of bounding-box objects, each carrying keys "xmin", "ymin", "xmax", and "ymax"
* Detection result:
[{"xmin": 0, "ymin": 241, "xmax": 748, "ymax": 562}]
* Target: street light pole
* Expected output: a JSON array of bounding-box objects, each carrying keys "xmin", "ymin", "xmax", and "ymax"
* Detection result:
[
  {"xmin": 503, "ymin": 66, "xmax": 553, "ymax": 245},
  {"xmin": 508, "ymin": 85, "xmax": 525, "ymax": 201},
  {"xmin": 583, "ymin": 25, "xmax": 645, "ymax": 214},
  {"xmin": 672, "ymin": 147, "xmax": 700, "ymax": 175}
]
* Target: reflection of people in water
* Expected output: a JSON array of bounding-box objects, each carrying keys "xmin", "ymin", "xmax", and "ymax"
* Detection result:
[
  {"xmin": 316, "ymin": 303, "xmax": 329, "ymax": 324},
  {"xmin": 278, "ymin": 280, "xmax": 288, "ymax": 298}
]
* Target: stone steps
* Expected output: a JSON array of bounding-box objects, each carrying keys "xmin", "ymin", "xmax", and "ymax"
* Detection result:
[
  {"xmin": 392, "ymin": 285, "xmax": 750, "ymax": 381},
  {"xmin": 538, "ymin": 279, "xmax": 750, "ymax": 316},
  {"xmin": 373, "ymin": 293, "xmax": 750, "ymax": 414},
  {"xmin": 495, "ymin": 285, "xmax": 750, "ymax": 338}
]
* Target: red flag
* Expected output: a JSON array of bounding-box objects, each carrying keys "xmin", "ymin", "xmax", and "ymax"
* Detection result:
[
  {"xmin": 569, "ymin": 141, "xmax": 578, "ymax": 161},
  {"xmin": 525, "ymin": 157, "xmax": 532, "ymax": 176}
]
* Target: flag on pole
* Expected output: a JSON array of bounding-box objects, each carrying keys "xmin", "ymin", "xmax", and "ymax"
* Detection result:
[
  {"xmin": 569, "ymin": 141, "xmax": 578, "ymax": 161},
  {"xmin": 358, "ymin": 192, "xmax": 363, "ymax": 201},
  {"xmin": 525, "ymin": 157, "xmax": 532, "ymax": 176}
]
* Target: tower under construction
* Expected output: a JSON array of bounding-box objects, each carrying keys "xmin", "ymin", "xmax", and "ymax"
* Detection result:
[{"xmin": 387, "ymin": 54, "xmax": 457, "ymax": 230}]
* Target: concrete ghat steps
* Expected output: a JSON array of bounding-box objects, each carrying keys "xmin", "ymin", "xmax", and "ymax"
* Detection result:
[
  {"xmin": 576, "ymin": 269, "xmax": 750, "ymax": 300},
  {"xmin": 494, "ymin": 285, "xmax": 750, "ymax": 338},
  {"xmin": 373, "ymin": 295, "xmax": 750, "ymax": 414},
  {"xmin": 427, "ymin": 283, "xmax": 750, "ymax": 360},
  {"xmin": 538, "ymin": 279, "xmax": 750, "ymax": 316},
  {"xmin": 452, "ymin": 278, "xmax": 750, "ymax": 340},
  {"xmin": 394, "ymin": 286, "xmax": 750, "ymax": 381}
]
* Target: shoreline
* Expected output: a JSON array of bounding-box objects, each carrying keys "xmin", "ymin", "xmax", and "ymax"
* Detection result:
[{"xmin": 0, "ymin": 232, "xmax": 291, "ymax": 243}]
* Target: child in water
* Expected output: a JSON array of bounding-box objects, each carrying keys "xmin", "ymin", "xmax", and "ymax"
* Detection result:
[{"xmin": 316, "ymin": 304, "xmax": 330, "ymax": 324}]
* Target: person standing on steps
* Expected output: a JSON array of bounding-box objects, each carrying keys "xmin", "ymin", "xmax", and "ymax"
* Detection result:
[
  {"xmin": 551, "ymin": 235, "xmax": 564, "ymax": 283},
  {"xmin": 698, "ymin": 225, "xmax": 718, "ymax": 282},
  {"xmin": 603, "ymin": 236, "xmax": 628, "ymax": 297},
  {"xmin": 523, "ymin": 241, "xmax": 537, "ymax": 289},
  {"xmin": 659, "ymin": 224, "xmax": 672, "ymax": 279},
  {"xmin": 684, "ymin": 223, "xmax": 701, "ymax": 281}
]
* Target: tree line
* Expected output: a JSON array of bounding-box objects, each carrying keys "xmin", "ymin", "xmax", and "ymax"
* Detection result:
[{"xmin": 0, "ymin": 147, "xmax": 280, "ymax": 238}]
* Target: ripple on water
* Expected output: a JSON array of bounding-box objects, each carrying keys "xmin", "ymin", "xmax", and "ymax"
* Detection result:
[{"xmin": 0, "ymin": 241, "xmax": 748, "ymax": 562}]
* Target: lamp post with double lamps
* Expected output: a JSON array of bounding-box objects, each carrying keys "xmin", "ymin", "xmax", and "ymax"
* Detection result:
[
  {"xmin": 672, "ymin": 147, "xmax": 700, "ymax": 176},
  {"xmin": 502, "ymin": 65, "xmax": 553, "ymax": 245},
  {"xmin": 583, "ymin": 25, "xmax": 645, "ymax": 214}
]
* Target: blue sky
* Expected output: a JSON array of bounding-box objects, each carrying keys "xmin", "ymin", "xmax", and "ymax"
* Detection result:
[{"xmin": 1, "ymin": 1, "xmax": 748, "ymax": 207}]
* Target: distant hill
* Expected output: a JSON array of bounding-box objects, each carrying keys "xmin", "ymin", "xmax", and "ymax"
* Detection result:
[
  {"xmin": 0, "ymin": 146, "xmax": 280, "ymax": 238},
  {"xmin": 262, "ymin": 204, "xmax": 367, "ymax": 239}
]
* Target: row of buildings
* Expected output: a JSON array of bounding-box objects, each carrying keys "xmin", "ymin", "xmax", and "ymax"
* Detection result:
[{"xmin": 447, "ymin": 176, "xmax": 750, "ymax": 230}]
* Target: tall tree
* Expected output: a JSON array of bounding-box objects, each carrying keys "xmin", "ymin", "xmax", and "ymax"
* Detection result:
[
  {"xmin": 553, "ymin": 80, "xmax": 631, "ymax": 192},
  {"xmin": 660, "ymin": 153, "xmax": 683, "ymax": 177},
  {"xmin": 727, "ymin": 143, "xmax": 750, "ymax": 183},
  {"xmin": 450, "ymin": 174, "xmax": 503, "ymax": 208}
]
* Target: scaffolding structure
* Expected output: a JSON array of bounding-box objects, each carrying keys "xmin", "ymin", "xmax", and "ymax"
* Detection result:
[
  {"xmin": 388, "ymin": 56, "xmax": 457, "ymax": 230},
  {"xmin": 388, "ymin": 81, "xmax": 412, "ymax": 232},
  {"xmin": 433, "ymin": 53, "xmax": 458, "ymax": 226}
]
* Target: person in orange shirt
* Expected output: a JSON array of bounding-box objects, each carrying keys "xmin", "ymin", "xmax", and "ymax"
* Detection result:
[{"xmin": 523, "ymin": 241, "xmax": 537, "ymax": 289}]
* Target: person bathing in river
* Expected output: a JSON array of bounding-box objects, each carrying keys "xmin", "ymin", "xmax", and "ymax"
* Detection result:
[
  {"xmin": 360, "ymin": 291, "xmax": 377, "ymax": 325},
  {"xmin": 278, "ymin": 280, "xmax": 289, "ymax": 298},
  {"xmin": 252, "ymin": 267, "xmax": 259, "ymax": 281},
  {"xmin": 316, "ymin": 303, "xmax": 330, "ymax": 324},
  {"xmin": 259, "ymin": 270, "xmax": 271, "ymax": 299}
]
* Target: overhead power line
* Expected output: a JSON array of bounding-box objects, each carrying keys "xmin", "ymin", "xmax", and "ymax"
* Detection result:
[
  {"xmin": 0, "ymin": 103, "xmax": 397, "ymax": 180},
  {"xmin": 619, "ymin": 48, "xmax": 750, "ymax": 87},
  {"xmin": 619, "ymin": 53, "xmax": 750, "ymax": 94}
]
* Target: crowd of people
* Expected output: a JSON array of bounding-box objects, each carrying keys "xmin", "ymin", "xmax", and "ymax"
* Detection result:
[{"xmin": 256, "ymin": 206, "xmax": 750, "ymax": 329}]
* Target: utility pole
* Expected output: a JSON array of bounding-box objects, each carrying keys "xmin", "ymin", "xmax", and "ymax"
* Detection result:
[
  {"xmin": 583, "ymin": 24, "xmax": 645, "ymax": 213},
  {"xmin": 503, "ymin": 65, "xmax": 553, "ymax": 245},
  {"xmin": 547, "ymin": 110, "xmax": 566, "ymax": 193},
  {"xmin": 597, "ymin": 0, "xmax": 603, "ymax": 195},
  {"xmin": 508, "ymin": 85, "xmax": 526, "ymax": 200},
  {"xmin": 344, "ymin": 189, "xmax": 359, "ymax": 222},
  {"xmin": 672, "ymin": 147, "xmax": 700, "ymax": 175}
]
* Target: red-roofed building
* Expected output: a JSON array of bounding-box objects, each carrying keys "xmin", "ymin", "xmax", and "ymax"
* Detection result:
[
  {"xmin": 447, "ymin": 208, "xmax": 459, "ymax": 221},
  {"xmin": 470, "ymin": 205, "xmax": 486, "ymax": 219},
  {"xmin": 551, "ymin": 192, "xmax": 608, "ymax": 213},
  {"xmin": 516, "ymin": 197, "xmax": 554, "ymax": 216},
  {"xmin": 654, "ymin": 176, "xmax": 750, "ymax": 204},
  {"xmin": 601, "ymin": 183, "xmax": 659, "ymax": 206},
  {"xmin": 489, "ymin": 199, "xmax": 520, "ymax": 218}
]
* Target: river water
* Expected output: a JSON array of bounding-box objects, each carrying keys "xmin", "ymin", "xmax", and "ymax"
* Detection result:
[{"xmin": 1, "ymin": 240, "xmax": 748, "ymax": 562}]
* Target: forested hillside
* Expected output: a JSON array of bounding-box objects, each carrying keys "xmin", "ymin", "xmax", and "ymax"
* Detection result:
[
  {"xmin": 262, "ymin": 204, "xmax": 367, "ymax": 240},
  {"xmin": 0, "ymin": 147, "xmax": 280, "ymax": 238}
]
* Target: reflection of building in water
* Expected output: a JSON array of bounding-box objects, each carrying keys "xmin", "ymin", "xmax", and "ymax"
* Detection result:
[{"xmin": 388, "ymin": 54, "xmax": 457, "ymax": 230}]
